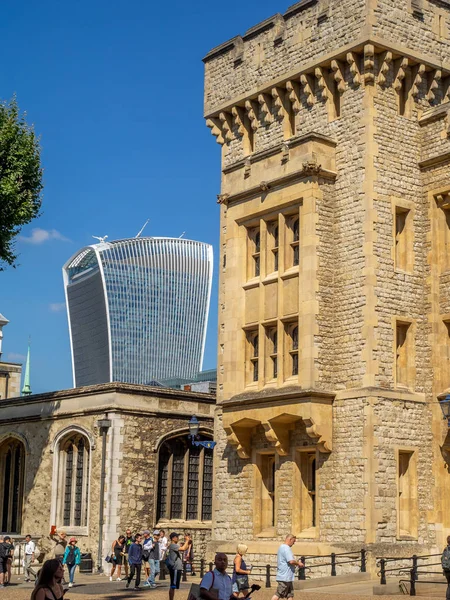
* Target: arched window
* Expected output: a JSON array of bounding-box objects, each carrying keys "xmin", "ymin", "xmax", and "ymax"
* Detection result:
[
  {"xmin": 56, "ymin": 434, "xmax": 90, "ymax": 528},
  {"xmin": 0, "ymin": 438, "xmax": 25, "ymax": 533},
  {"xmin": 157, "ymin": 435, "xmax": 213, "ymax": 522}
]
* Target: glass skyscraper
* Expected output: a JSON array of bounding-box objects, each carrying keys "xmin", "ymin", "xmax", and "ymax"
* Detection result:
[{"xmin": 63, "ymin": 237, "xmax": 213, "ymax": 387}]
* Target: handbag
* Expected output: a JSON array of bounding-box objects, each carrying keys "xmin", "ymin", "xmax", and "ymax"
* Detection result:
[
  {"xmin": 187, "ymin": 572, "xmax": 217, "ymax": 600},
  {"xmin": 105, "ymin": 555, "xmax": 112, "ymax": 563},
  {"xmin": 236, "ymin": 575, "xmax": 250, "ymax": 591}
]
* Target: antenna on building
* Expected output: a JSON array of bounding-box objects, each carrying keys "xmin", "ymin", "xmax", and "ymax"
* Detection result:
[
  {"xmin": 22, "ymin": 338, "xmax": 32, "ymax": 396},
  {"xmin": 179, "ymin": 232, "xmax": 186, "ymax": 239},
  {"xmin": 135, "ymin": 219, "xmax": 150, "ymax": 238},
  {"xmin": 0, "ymin": 313, "xmax": 9, "ymax": 361},
  {"xmin": 92, "ymin": 235, "xmax": 108, "ymax": 243}
]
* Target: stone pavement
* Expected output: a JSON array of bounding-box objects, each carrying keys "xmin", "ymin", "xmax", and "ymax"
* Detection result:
[{"xmin": 1, "ymin": 573, "xmax": 446, "ymax": 600}]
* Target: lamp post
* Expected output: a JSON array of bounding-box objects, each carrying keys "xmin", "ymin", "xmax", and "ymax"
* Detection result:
[
  {"xmin": 188, "ymin": 415, "xmax": 216, "ymax": 449},
  {"xmin": 97, "ymin": 417, "xmax": 111, "ymax": 573},
  {"xmin": 439, "ymin": 395, "xmax": 450, "ymax": 427}
]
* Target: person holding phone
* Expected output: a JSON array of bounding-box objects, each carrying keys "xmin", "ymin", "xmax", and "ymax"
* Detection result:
[{"xmin": 30, "ymin": 559, "xmax": 65, "ymax": 600}]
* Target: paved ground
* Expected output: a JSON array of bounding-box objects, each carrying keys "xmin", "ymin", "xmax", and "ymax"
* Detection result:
[{"xmin": 1, "ymin": 572, "xmax": 447, "ymax": 600}]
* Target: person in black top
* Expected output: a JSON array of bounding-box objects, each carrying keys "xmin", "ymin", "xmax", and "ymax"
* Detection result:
[
  {"xmin": 0, "ymin": 536, "xmax": 13, "ymax": 588},
  {"xmin": 110, "ymin": 535, "xmax": 126, "ymax": 581}
]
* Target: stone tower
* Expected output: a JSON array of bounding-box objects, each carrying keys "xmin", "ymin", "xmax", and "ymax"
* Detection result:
[{"xmin": 204, "ymin": 0, "xmax": 450, "ymax": 562}]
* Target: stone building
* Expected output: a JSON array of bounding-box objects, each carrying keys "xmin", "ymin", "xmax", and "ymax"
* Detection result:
[
  {"xmin": 203, "ymin": 0, "xmax": 450, "ymax": 567},
  {"xmin": 0, "ymin": 314, "xmax": 22, "ymax": 400},
  {"xmin": 0, "ymin": 382, "xmax": 214, "ymax": 568}
]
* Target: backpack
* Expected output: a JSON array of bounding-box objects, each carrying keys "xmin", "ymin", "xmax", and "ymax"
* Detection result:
[
  {"xmin": 0, "ymin": 544, "xmax": 6, "ymax": 560},
  {"xmin": 442, "ymin": 546, "xmax": 450, "ymax": 571}
]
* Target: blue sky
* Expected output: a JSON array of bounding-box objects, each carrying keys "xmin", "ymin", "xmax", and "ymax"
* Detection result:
[{"xmin": 0, "ymin": 0, "xmax": 284, "ymax": 394}]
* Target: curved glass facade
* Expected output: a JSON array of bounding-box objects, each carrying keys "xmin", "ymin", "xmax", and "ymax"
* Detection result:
[{"xmin": 63, "ymin": 237, "xmax": 213, "ymax": 387}]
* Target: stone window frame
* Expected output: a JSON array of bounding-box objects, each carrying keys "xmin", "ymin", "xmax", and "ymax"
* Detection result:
[
  {"xmin": 50, "ymin": 426, "xmax": 94, "ymax": 537},
  {"xmin": 293, "ymin": 446, "xmax": 319, "ymax": 539},
  {"xmin": 391, "ymin": 197, "xmax": 415, "ymax": 273},
  {"xmin": 392, "ymin": 316, "xmax": 416, "ymax": 390},
  {"xmin": 0, "ymin": 434, "xmax": 27, "ymax": 534},
  {"xmin": 155, "ymin": 430, "xmax": 214, "ymax": 525},
  {"xmin": 395, "ymin": 446, "xmax": 419, "ymax": 541},
  {"xmin": 253, "ymin": 449, "xmax": 277, "ymax": 537},
  {"xmin": 244, "ymin": 326, "xmax": 260, "ymax": 385},
  {"xmin": 264, "ymin": 322, "xmax": 279, "ymax": 382},
  {"xmin": 283, "ymin": 318, "xmax": 299, "ymax": 381}
]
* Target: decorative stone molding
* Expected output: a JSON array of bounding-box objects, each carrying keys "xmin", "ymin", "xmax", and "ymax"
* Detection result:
[
  {"xmin": 301, "ymin": 158, "xmax": 322, "ymax": 175},
  {"xmin": 378, "ymin": 51, "xmax": 393, "ymax": 87},
  {"xmin": 363, "ymin": 44, "xmax": 375, "ymax": 85},
  {"xmin": 223, "ymin": 417, "xmax": 261, "ymax": 459},
  {"xmin": 244, "ymin": 158, "xmax": 251, "ymax": 178},
  {"xmin": 258, "ymin": 93, "xmax": 273, "ymax": 124},
  {"xmin": 262, "ymin": 415, "xmax": 301, "ymax": 456},
  {"xmin": 346, "ymin": 52, "xmax": 361, "ymax": 86},
  {"xmin": 331, "ymin": 60, "xmax": 345, "ymax": 94},
  {"xmin": 260, "ymin": 181, "xmax": 270, "ymax": 191},
  {"xmin": 286, "ymin": 80, "xmax": 301, "ymax": 114},
  {"xmin": 300, "ymin": 73, "xmax": 316, "ymax": 106},
  {"xmin": 281, "ymin": 142, "xmax": 290, "ymax": 163},
  {"xmin": 434, "ymin": 191, "xmax": 450, "ymax": 208},
  {"xmin": 217, "ymin": 193, "xmax": 230, "ymax": 205},
  {"xmin": 232, "ymin": 36, "xmax": 244, "ymax": 65},
  {"xmin": 273, "ymin": 15, "xmax": 286, "ymax": 44},
  {"xmin": 412, "ymin": 63, "xmax": 426, "ymax": 98}
]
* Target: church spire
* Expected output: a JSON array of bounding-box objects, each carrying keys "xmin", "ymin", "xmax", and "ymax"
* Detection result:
[{"xmin": 22, "ymin": 340, "xmax": 32, "ymax": 396}]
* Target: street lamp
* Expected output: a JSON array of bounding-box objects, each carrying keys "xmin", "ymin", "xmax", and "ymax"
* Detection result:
[
  {"xmin": 188, "ymin": 415, "xmax": 216, "ymax": 449},
  {"xmin": 439, "ymin": 395, "xmax": 450, "ymax": 427}
]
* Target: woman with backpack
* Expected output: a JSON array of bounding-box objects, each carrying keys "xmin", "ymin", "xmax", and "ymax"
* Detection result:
[{"xmin": 62, "ymin": 537, "xmax": 81, "ymax": 588}]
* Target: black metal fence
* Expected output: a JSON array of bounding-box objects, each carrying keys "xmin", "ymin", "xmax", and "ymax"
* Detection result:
[
  {"xmin": 377, "ymin": 553, "xmax": 447, "ymax": 596},
  {"xmin": 161, "ymin": 550, "xmax": 367, "ymax": 587}
]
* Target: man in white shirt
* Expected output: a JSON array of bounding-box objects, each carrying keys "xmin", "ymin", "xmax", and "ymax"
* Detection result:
[
  {"xmin": 24, "ymin": 535, "xmax": 36, "ymax": 582},
  {"xmin": 200, "ymin": 553, "xmax": 232, "ymax": 600},
  {"xmin": 270, "ymin": 535, "xmax": 304, "ymax": 600}
]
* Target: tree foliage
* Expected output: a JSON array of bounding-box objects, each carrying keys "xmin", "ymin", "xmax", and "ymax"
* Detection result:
[{"xmin": 0, "ymin": 96, "xmax": 43, "ymax": 270}]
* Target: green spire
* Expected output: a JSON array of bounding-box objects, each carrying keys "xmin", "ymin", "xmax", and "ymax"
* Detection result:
[{"xmin": 22, "ymin": 340, "xmax": 32, "ymax": 396}]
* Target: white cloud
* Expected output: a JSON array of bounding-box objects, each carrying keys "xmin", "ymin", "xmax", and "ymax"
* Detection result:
[
  {"xmin": 20, "ymin": 228, "xmax": 70, "ymax": 244},
  {"xmin": 49, "ymin": 302, "xmax": 66, "ymax": 313},
  {"xmin": 6, "ymin": 352, "xmax": 26, "ymax": 362}
]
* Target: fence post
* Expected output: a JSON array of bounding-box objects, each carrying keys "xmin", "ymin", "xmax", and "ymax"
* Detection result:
[
  {"xmin": 380, "ymin": 559, "xmax": 386, "ymax": 585},
  {"xmin": 298, "ymin": 557, "xmax": 306, "ymax": 580},
  {"xmin": 410, "ymin": 569, "xmax": 416, "ymax": 596},
  {"xmin": 360, "ymin": 549, "xmax": 366, "ymax": 573},
  {"xmin": 412, "ymin": 555, "xmax": 418, "ymax": 581},
  {"xmin": 182, "ymin": 562, "xmax": 187, "ymax": 582},
  {"xmin": 331, "ymin": 553, "xmax": 336, "ymax": 577},
  {"xmin": 265, "ymin": 564, "xmax": 271, "ymax": 588},
  {"xmin": 209, "ymin": 562, "xmax": 213, "ymax": 572},
  {"xmin": 200, "ymin": 559, "xmax": 205, "ymax": 578}
]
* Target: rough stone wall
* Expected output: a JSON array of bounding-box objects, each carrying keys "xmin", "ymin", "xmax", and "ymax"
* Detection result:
[
  {"xmin": 0, "ymin": 415, "xmax": 101, "ymax": 559},
  {"xmin": 204, "ymin": 0, "xmax": 368, "ymax": 113}
]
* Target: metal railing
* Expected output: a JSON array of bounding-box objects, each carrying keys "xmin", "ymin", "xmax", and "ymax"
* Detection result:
[
  {"xmin": 161, "ymin": 550, "xmax": 366, "ymax": 587},
  {"xmin": 377, "ymin": 553, "xmax": 447, "ymax": 596}
]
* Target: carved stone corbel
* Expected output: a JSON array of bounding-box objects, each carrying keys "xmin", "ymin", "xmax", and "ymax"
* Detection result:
[
  {"xmin": 331, "ymin": 60, "xmax": 345, "ymax": 94},
  {"xmin": 223, "ymin": 418, "xmax": 260, "ymax": 459},
  {"xmin": 245, "ymin": 100, "xmax": 259, "ymax": 131},
  {"xmin": 206, "ymin": 118, "xmax": 225, "ymax": 145},
  {"xmin": 435, "ymin": 192, "xmax": 450, "ymax": 208},
  {"xmin": 244, "ymin": 158, "xmax": 251, "ymax": 178},
  {"xmin": 286, "ymin": 80, "xmax": 301, "ymax": 114},
  {"xmin": 346, "ymin": 52, "xmax": 361, "ymax": 87},
  {"xmin": 301, "ymin": 158, "xmax": 322, "ymax": 176},
  {"xmin": 219, "ymin": 112, "xmax": 234, "ymax": 143},
  {"xmin": 258, "ymin": 93, "xmax": 273, "ymax": 124},
  {"xmin": 412, "ymin": 63, "xmax": 426, "ymax": 98},
  {"xmin": 271, "ymin": 87, "xmax": 285, "ymax": 119},
  {"xmin": 315, "ymin": 67, "xmax": 329, "ymax": 100},
  {"xmin": 394, "ymin": 57, "xmax": 409, "ymax": 91},
  {"xmin": 427, "ymin": 69, "xmax": 442, "ymax": 103},
  {"xmin": 281, "ymin": 142, "xmax": 290, "ymax": 163},
  {"xmin": 263, "ymin": 418, "xmax": 298, "ymax": 456},
  {"xmin": 303, "ymin": 417, "xmax": 332, "ymax": 453},
  {"xmin": 232, "ymin": 106, "xmax": 246, "ymax": 137},
  {"xmin": 260, "ymin": 181, "xmax": 270, "ymax": 192},
  {"xmin": 378, "ymin": 51, "xmax": 392, "ymax": 87},
  {"xmin": 300, "ymin": 74, "xmax": 315, "ymax": 106},
  {"xmin": 364, "ymin": 44, "xmax": 375, "ymax": 85}
]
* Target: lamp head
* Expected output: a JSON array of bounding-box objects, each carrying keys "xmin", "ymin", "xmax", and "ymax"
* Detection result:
[
  {"xmin": 189, "ymin": 415, "xmax": 200, "ymax": 437},
  {"xmin": 439, "ymin": 395, "xmax": 450, "ymax": 423}
]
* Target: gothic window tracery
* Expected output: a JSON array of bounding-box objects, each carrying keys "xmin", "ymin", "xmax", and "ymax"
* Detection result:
[
  {"xmin": 57, "ymin": 433, "xmax": 90, "ymax": 529},
  {"xmin": 0, "ymin": 438, "xmax": 25, "ymax": 533}
]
